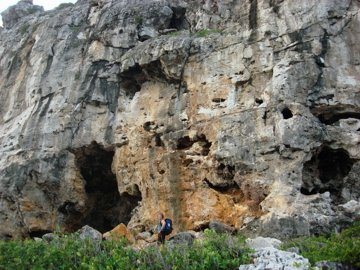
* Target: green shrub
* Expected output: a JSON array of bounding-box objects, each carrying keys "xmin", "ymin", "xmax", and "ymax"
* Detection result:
[
  {"xmin": 194, "ymin": 29, "xmax": 222, "ymax": 37},
  {"xmin": 135, "ymin": 15, "xmax": 143, "ymax": 25},
  {"xmin": 19, "ymin": 23, "xmax": 30, "ymax": 35},
  {"xmin": 281, "ymin": 221, "xmax": 360, "ymax": 267},
  {"xmin": 0, "ymin": 230, "xmax": 251, "ymax": 270},
  {"xmin": 136, "ymin": 230, "xmax": 252, "ymax": 270},
  {"xmin": 166, "ymin": 30, "xmax": 181, "ymax": 37}
]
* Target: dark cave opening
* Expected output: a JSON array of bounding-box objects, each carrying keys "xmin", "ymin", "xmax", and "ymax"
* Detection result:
[
  {"xmin": 281, "ymin": 107, "xmax": 293, "ymax": 119},
  {"xmin": 176, "ymin": 134, "xmax": 212, "ymax": 156},
  {"xmin": 301, "ymin": 146, "xmax": 354, "ymax": 203},
  {"xmin": 29, "ymin": 230, "xmax": 52, "ymax": 238},
  {"xmin": 216, "ymin": 163, "xmax": 235, "ymax": 180},
  {"xmin": 169, "ymin": 6, "xmax": 189, "ymax": 30},
  {"xmin": 310, "ymin": 105, "xmax": 360, "ymax": 125},
  {"xmin": 318, "ymin": 112, "xmax": 360, "ymax": 125},
  {"xmin": 69, "ymin": 142, "xmax": 141, "ymax": 233}
]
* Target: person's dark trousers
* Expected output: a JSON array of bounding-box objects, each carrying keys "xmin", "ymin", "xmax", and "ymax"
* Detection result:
[{"xmin": 158, "ymin": 231, "xmax": 166, "ymax": 244}]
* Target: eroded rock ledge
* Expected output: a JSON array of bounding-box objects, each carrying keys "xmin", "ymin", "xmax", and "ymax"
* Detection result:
[{"xmin": 0, "ymin": 0, "xmax": 359, "ymax": 239}]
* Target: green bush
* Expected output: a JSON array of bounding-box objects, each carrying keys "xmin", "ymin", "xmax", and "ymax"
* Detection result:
[
  {"xmin": 281, "ymin": 221, "xmax": 360, "ymax": 267},
  {"xmin": 0, "ymin": 230, "xmax": 251, "ymax": 270},
  {"xmin": 135, "ymin": 15, "xmax": 143, "ymax": 25},
  {"xmin": 194, "ymin": 29, "xmax": 222, "ymax": 37},
  {"xmin": 19, "ymin": 23, "xmax": 30, "ymax": 35},
  {"xmin": 135, "ymin": 230, "xmax": 251, "ymax": 270}
]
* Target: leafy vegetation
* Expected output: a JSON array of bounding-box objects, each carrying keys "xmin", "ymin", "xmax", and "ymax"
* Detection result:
[
  {"xmin": 19, "ymin": 23, "xmax": 30, "ymax": 35},
  {"xmin": 281, "ymin": 221, "xmax": 360, "ymax": 267},
  {"xmin": 135, "ymin": 15, "xmax": 143, "ymax": 25},
  {"xmin": 2, "ymin": 222, "xmax": 358, "ymax": 269},
  {"xmin": 0, "ymin": 229, "xmax": 252, "ymax": 270},
  {"xmin": 166, "ymin": 30, "xmax": 182, "ymax": 37},
  {"xmin": 194, "ymin": 29, "xmax": 222, "ymax": 37}
]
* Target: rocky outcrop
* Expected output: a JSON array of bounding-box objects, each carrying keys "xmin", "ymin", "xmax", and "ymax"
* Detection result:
[
  {"xmin": 241, "ymin": 237, "xmax": 311, "ymax": 270},
  {"xmin": 239, "ymin": 247, "xmax": 311, "ymax": 270},
  {"xmin": 1, "ymin": 0, "xmax": 44, "ymax": 29},
  {"xmin": 0, "ymin": 0, "xmax": 359, "ymax": 239}
]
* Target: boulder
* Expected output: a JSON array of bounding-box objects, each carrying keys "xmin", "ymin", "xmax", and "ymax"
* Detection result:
[
  {"xmin": 77, "ymin": 225, "xmax": 102, "ymax": 242},
  {"xmin": 168, "ymin": 232, "xmax": 195, "ymax": 246},
  {"xmin": 239, "ymin": 247, "xmax": 310, "ymax": 270},
  {"xmin": 42, "ymin": 233, "xmax": 58, "ymax": 242},
  {"xmin": 209, "ymin": 220, "xmax": 236, "ymax": 234},
  {"xmin": 315, "ymin": 261, "xmax": 358, "ymax": 270},
  {"xmin": 338, "ymin": 200, "xmax": 360, "ymax": 218},
  {"xmin": 246, "ymin": 237, "xmax": 282, "ymax": 250},
  {"xmin": 103, "ymin": 223, "xmax": 135, "ymax": 243},
  {"xmin": 136, "ymin": 231, "xmax": 152, "ymax": 241}
]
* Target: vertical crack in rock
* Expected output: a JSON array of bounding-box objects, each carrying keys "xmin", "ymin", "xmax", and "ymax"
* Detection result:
[
  {"xmin": 67, "ymin": 142, "xmax": 142, "ymax": 233},
  {"xmin": 249, "ymin": 0, "xmax": 258, "ymax": 30},
  {"xmin": 301, "ymin": 146, "xmax": 355, "ymax": 204}
]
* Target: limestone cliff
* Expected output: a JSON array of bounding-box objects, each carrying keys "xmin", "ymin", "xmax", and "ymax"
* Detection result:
[{"xmin": 0, "ymin": 0, "xmax": 359, "ymax": 239}]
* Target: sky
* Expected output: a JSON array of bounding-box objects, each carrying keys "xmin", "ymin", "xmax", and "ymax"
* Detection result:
[{"xmin": 0, "ymin": 0, "xmax": 77, "ymax": 26}]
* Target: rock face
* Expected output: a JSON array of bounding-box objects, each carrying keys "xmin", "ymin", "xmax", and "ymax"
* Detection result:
[{"xmin": 0, "ymin": 0, "xmax": 359, "ymax": 239}]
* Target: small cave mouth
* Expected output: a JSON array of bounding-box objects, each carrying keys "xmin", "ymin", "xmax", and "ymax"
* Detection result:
[
  {"xmin": 212, "ymin": 97, "xmax": 226, "ymax": 103},
  {"xmin": 120, "ymin": 64, "xmax": 144, "ymax": 99},
  {"xmin": 169, "ymin": 6, "xmax": 189, "ymax": 30},
  {"xmin": 281, "ymin": 107, "xmax": 293, "ymax": 119},
  {"xmin": 311, "ymin": 106, "xmax": 360, "ymax": 125},
  {"xmin": 176, "ymin": 134, "xmax": 212, "ymax": 156},
  {"xmin": 301, "ymin": 146, "xmax": 355, "ymax": 203},
  {"xmin": 203, "ymin": 178, "xmax": 239, "ymax": 194},
  {"xmin": 28, "ymin": 230, "xmax": 52, "ymax": 238},
  {"xmin": 217, "ymin": 163, "xmax": 235, "ymax": 180},
  {"xmin": 318, "ymin": 112, "xmax": 360, "ymax": 125},
  {"xmin": 255, "ymin": 98, "xmax": 263, "ymax": 105},
  {"xmin": 67, "ymin": 142, "xmax": 142, "ymax": 233}
]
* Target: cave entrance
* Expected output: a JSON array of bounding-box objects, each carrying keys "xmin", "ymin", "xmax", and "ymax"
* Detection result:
[
  {"xmin": 301, "ymin": 146, "xmax": 354, "ymax": 203},
  {"xmin": 70, "ymin": 142, "xmax": 141, "ymax": 233}
]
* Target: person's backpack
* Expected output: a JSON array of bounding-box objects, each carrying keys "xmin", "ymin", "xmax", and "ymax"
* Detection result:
[{"xmin": 164, "ymin": 218, "xmax": 173, "ymax": 235}]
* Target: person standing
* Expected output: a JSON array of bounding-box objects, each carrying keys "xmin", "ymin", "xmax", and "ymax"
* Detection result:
[{"xmin": 157, "ymin": 212, "xmax": 172, "ymax": 244}]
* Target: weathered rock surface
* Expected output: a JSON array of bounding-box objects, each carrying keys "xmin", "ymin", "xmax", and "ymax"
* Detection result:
[
  {"xmin": 103, "ymin": 223, "xmax": 135, "ymax": 243},
  {"xmin": 246, "ymin": 236, "xmax": 282, "ymax": 250},
  {"xmin": 77, "ymin": 225, "xmax": 102, "ymax": 242},
  {"xmin": 1, "ymin": 0, "xmax": 44, "ymax": 29},
  {"xmin": 168, "ymin": 231, "xmax": 195, "ymax": 246},
  {"xmin": 315, "ymin": 261, "xmax": 358, "ymax": 270},
  {"xmin": 239, "ymin": 247, "xmax": 311, "ymax": 270},
  {"xmin": 0, "ymin": 0, "xmax": 359, "ymax": 239},
  {"xmin": 42, "ymin": 232, "xmax": 58, "ymax": 242},
  {"xmin": 209, "ymin": 220, "xmax": 236, "ymax": 234}
]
